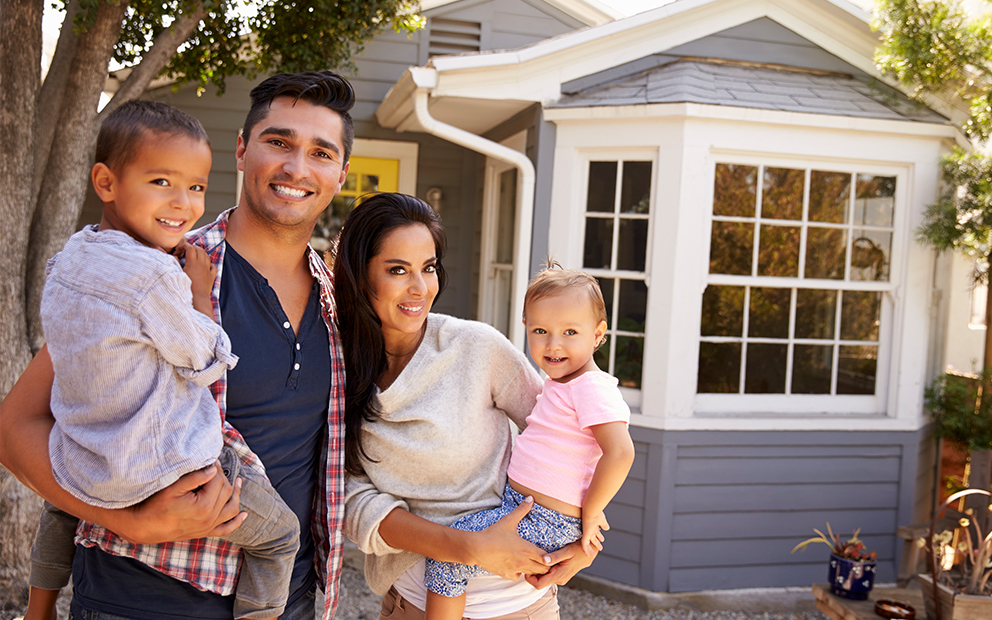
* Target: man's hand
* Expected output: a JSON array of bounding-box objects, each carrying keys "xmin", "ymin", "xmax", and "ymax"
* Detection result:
[
  {"xmin": 467, "ymin": 496, "xmax": 552, "ymax": 581},
  {"xmin": 117, "ymin": 461, "xmax": 245, "ymax": 544},
  {"xmin": 525, "ymin": 540, "xmax": 598, "ymax": 589}
]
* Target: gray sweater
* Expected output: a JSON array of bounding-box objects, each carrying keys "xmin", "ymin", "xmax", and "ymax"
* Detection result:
[{"xmin": 344, "ymin": 313, "xmax": 542, "ymax": 596}]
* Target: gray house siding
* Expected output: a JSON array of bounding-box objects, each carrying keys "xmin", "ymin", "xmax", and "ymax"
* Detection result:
[{"xmin": 586, "ymin": 428, "xmax": 928, "ymax": 592}]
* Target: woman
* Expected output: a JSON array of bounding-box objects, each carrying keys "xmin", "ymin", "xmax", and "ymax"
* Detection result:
[{"xmin": 335, "ymin": 193, "xmax": 597, "ymax": 619}]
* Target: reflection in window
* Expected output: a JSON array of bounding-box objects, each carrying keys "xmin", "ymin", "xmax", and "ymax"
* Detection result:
[
  {"xmin": 699, "ymin": 163, "xmax": 896, "ymax": 396},
  {"xmin": 583, "ymin": 159, "xmax": 652, "ymax": 389}
]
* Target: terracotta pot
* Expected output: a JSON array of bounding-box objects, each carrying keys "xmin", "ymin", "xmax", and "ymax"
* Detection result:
[
  {"xmin": 918, "ymin": 573, "xmax": 992, "ymax": 620},
  {"xmin": 828, "ymin": 552, "xmax": 876, "ymax": 600}
]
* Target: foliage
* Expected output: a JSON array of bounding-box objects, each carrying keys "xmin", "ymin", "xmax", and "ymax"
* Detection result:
[
  {"xmin": 925, "ymin": 368, "xmax": 992, "ymax": 452},
  {"xmin": 791, "ymin": 523, "xmax": 878, "ymax": 562},
  {"xmin": 873, "ymin": 0, "xmax": 992, "ymax": 141},
  {"xmin": 71, "ymin": 0, "xmax": 424, "ymax": 95},
  {"xmin": 917, "ymin": 148, "xmax": 992, "ymax": 284},
  {"xmin": 922, "ymin": 489, "xmax": 992, "ymax": 596}
]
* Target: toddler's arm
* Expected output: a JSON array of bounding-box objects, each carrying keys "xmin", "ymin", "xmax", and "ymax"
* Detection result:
[
  {"xmin": 176, "ymin": 239, "xmax": 216, "ymax": 318},
  {"xmin": 580, "ymin": 422, "xmax": 635, "ymax": 555}
]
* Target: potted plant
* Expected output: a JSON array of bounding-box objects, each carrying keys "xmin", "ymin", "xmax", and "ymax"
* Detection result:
[
  {"xmin": 792, "ymin": 523, "xmax": 878, "ymax": 600},
  {"xmin": 918, "ymin": 488, "xmax": 992, "ymax": 620}
]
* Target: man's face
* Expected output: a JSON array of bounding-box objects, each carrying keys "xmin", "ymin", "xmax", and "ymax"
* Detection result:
[{"xmin": 236, "ymin": 97, "xmax": 349, "ymax": 232}]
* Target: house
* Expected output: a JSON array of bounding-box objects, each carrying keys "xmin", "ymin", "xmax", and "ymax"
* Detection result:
[{"xmin": 101, "ymin": 0, "xmax": 983, "ymax": 594}]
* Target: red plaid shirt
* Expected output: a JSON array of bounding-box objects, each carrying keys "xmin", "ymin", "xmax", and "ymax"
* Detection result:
[{"xmin": 76, "ymin": 208, "xmax": 346, "ymax": 620}]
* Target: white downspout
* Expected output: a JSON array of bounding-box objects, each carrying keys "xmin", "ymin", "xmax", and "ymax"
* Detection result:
[{"xmin": 412, "ymin": 88, "xmax": 535, "ymax": 349}]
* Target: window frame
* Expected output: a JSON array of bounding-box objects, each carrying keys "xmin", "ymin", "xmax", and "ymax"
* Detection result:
[
  {"xmin": 695, "ymin": 155, "xmax": 909, "ymax": 416},
  {"xmin": 573, "ymin": 150, "xmax": 658, "ymax": 409}
]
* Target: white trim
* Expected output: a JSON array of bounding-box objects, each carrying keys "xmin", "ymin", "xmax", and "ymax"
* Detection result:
[{"xmin": 351, "ymin": 138, "xmax": 419, "ymax": 194}]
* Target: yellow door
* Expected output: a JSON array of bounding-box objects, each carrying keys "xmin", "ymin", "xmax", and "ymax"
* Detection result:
[{"xmin": 311, "ymin": 157, "xmax": 401, "ymax": 251}]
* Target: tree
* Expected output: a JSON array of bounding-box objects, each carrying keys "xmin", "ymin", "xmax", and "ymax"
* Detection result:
[
  {"xmin": 0, "ymin": 0, "xmax": 421, "ymax": 605},
  {"xmin": 874, "ymin": 0, "xmax": 992, "ymax": 529}
]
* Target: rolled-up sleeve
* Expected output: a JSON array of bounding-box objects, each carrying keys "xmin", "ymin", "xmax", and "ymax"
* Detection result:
[{"xmin": 139, "ymin": 270, "xmax": 238, "ymax": 387}]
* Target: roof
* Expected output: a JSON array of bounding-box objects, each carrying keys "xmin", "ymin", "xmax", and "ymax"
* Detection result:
[{"xmin": 551, "ymin": 58, "xmax": 949, "ymax": 123}]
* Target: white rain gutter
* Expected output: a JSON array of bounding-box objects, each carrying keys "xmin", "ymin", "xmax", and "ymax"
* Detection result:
[{"xmin": 411, "ymin": 86, "xmax": 534, "ymax": 350}]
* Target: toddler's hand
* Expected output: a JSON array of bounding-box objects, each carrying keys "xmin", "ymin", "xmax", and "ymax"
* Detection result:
[
  {"xmin": 175, "ymin": 239, "xmax": 215, "ymax": 316},
  {"xmin": 581, "ymin": 512, "xmax": 609, "ymax": 556}
]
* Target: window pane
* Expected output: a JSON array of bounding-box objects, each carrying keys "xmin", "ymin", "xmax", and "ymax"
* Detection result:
[
  {"xmin": 855, "ymin": 174, "xmax": 895, "ymax": 227},
  {"xmin": 710, "ymin": 221, "xmax": 753, "ymax": 275},
  {"xmin": 698, "ymin": 343, "xmax": 741, "ymax": 393},
  {"xmin": 583, "ymin": 218, "xmax": 613, "ymax": 269},
  {"xmin": 850, "ymin": 230, "xmax": 891, "ymax": 282},
  {"xmin": 809, "ymin": 170, "xmax": 850, "ymax": 224},
  {"xmin": 837, "ymin": 345, "xmax": 877, "ymax": 394},
  {"xmin": 749, "ymin": 287, "xmax": 790, "ymax": 338},
  {"xmin": 795, "ymin": 289, "xmax": 836, "ymax": 339},
  {"xmin": 792, "ymin": 344, "xmax": 833, "ymax": 394},
  {"xmin": 598, "ymin": 277, "xmax": 614, "ymax": 328},
  {"xmin": 713, "ymin": 164, "xmax": 757, "ymax": 217},
  {"xmin": 594, "ymin": 346, "xmax": 610, "ymax": 376},
  {"xmin": 840, "ymin": 291, "xmax": 880, "ymax": 341},
  {"xmin": 745, "ymin": 343, "xmax": 787, "ymax": 393},
  {"xmin": 587, "ymin": 162, "xmax": 618, "ymax": 213},
  {"xmin": 618, "ymin": 280, "xmax": 648, "ymax": 333},
  {"xmin": 621, "ymin": 161, "xmax": 652, "ymax": 213},
  {"xmin": 617, "ymin": 219, "xmax": 648, "ymax": 271},
  {"xmin": 805, "ymin": 227, "xmax": 846, "ymax": 280},
  {"xmin": 496, "ymin": 170, "xmax": 517, "ymax": 263},
  {"xmin": 701, "ymin": 285, "xmax": 744, "ymax": 337},
  {"xmin": 361, "ymin": 174, "xmax": 380, "ymax": 192},
  {"xmin": 343, "ymin": 173, "xmax": 357, "ymax": 191},
  {"xmin": 757, "ymin": 225, "xmax": 800, "ymax": 277},
  {"xmin": 615, "ymin": 336, "xmax": 644, "ymax": 388},
  {"xmin": 762, "ymin": 167, "xmax": 804, "ymax": 221}
]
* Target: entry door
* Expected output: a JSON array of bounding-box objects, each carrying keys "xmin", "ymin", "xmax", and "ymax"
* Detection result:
[{"xmin": 312, "ymin": 156, "xmax": 400, "ymax": 251}]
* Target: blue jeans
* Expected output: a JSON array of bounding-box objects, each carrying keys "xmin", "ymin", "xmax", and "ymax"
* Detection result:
[{"xmin": 68, "ymin": 584, "xmax": 316, "ymax": 620}]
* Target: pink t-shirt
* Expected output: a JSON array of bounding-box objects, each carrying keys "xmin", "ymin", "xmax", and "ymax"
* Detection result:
[{"xmin": 506, "ymin": 371, "xmax": 630, "ymax": 507}]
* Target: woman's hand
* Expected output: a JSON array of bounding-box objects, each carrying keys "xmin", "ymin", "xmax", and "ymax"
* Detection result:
[
  {"xmin": 525, "ymin": 539, "xmax": 599, "ymax": 588},
  {"xmin": 465, "ymin": 496, "xmax": 552, "ymax": 581}
]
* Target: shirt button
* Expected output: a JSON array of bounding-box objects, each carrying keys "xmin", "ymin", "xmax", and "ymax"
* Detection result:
[
  {"xmin": 283, "ymin": 321, "xmax": 291, "ymax": 329},
  {"xmin": 294, "ymin": 363, "xmax": 301, "ymax": 370},
  {"xmin": 296, "ymin": 343, "xmax": 301, "ymax": 350}
]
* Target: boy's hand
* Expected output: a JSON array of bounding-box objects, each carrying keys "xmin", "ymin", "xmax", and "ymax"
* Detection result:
[
  {"xmin": 581, "ymin": 511, "xmax": 609, "ymax": 556},
  {"xmin": 174, "ymin": 239, "xmax": 215, "ymax": 317}
]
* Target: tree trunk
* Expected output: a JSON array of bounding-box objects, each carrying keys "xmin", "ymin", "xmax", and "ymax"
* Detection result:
[
  {"xmin": 0, "ymin": 0, "xmax": 45, "ymax": 607},
  {"xmin": 24, "ymin": 0, "xmax": 128, "ymax": 351}
]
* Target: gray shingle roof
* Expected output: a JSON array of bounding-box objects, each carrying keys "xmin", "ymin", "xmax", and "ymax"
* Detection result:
[{"xmin": 551, "ymin": 59, "xmax": 948, "ymax": 123}]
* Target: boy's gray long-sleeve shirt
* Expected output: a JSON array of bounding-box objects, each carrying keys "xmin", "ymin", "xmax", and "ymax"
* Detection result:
[{"xmin": 43, "ymin": 226, "xmax": 237, "ymax": 508}]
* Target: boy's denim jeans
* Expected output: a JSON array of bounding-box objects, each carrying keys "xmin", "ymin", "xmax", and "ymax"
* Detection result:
[{"xmin": 34, "ymin": 446, "xmax": 301, "ymax": 619}]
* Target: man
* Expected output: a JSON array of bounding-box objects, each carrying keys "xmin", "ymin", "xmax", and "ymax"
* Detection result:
[{"xmin": 0, "ymin": 71, "xmax": 353, "ymax": 620}]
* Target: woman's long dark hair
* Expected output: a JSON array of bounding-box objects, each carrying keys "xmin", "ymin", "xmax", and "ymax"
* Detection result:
[{"xmin": 332, "ymin": 193, "xmax": 447, "ymax": 475}]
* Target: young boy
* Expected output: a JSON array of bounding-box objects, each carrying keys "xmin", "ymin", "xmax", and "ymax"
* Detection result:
[
  {"xmin": 423, "ymin": 262, "xmax": 636, "ymax": 620},
  {"xmin": 25, "ymin": 100, "xmax": 299, "ymax": 620}
]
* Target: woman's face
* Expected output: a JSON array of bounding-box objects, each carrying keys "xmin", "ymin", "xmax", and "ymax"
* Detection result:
[{"xmin": 367, "ymin": 223, "xmax": 439, "ymax": 341}]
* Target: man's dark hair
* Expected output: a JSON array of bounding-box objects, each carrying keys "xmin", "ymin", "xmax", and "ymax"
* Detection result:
[
  {"xmin": 243, "ymin": 71, "xmax": 356, "ymax": 163},
  {"xmin": 95, "ymin": 100, "xmax": 209, "ymax": 173}
]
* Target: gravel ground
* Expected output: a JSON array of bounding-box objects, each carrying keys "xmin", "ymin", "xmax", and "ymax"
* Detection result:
[{"xmin": 1, "ymin": 561, "xmax": 828, "ymax": 620}]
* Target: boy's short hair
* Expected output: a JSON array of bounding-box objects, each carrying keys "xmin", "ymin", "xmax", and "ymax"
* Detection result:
[
  {"xmin": 242, "ymin": 71, "xmax": 355, "ymax": 163},
  {"xmin": 523, "ymin": 259, "xmax": 609, "ymax": 330},
  {"xmin": 94, "ymin": 100, "xmax": 209, "ymax": 173}
]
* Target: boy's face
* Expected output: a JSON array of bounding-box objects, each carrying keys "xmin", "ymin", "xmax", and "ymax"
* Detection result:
[
  {"xmin": 524, "ymin": 289, "xmax": 608, "ymax": 383},
  {"xmin": 94, "ymin": 132, "xmax": 211, "ymax": 252}
]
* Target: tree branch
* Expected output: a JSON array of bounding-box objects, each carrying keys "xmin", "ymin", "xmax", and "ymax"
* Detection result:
[
  {"xmin": 101, "ymin": 2, "xmax": 208, "ymax": 119},
  {"xmin": 32, "ymin": 0, "xmax": 84, "ymax": 201}
]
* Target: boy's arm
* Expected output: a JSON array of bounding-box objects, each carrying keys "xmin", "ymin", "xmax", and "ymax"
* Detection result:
[
  {"xmin": 580, "ymin": 422, "xmax": 635, "ymax": 554},
  {"xmin": 176, "ymin": 240, "xmax": 216, "ymax": 318},
  {"xmin": 0, "ymin": 346, "xmax": 244, "ymax": 544}
]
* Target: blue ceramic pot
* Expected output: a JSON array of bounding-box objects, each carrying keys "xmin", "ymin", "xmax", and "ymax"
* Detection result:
[{"xmin": 828, "ymin": 552, "xmax": 876, "ymax": 600}]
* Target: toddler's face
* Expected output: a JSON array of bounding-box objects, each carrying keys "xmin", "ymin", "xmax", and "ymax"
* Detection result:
[
  {"xmin": 102, "ymin": 133, "xmax": 211, "ymax": 252},
  {"xmin": 524, "ymin": 289, "xmax": 607, "ymax": 383}
]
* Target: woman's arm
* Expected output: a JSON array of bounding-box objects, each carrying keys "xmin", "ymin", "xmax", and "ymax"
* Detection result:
[
  {"xmin": 0, "ymin": 346, "xmax": 244, "ymax": 543},
  {"xmin": 377, "ymin": 503, "xmax": 552, "ymax": 580}
]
